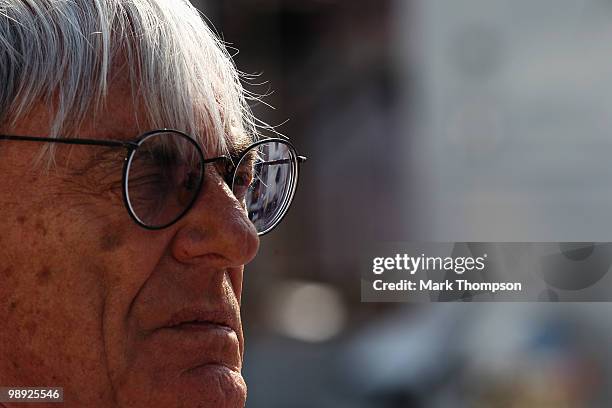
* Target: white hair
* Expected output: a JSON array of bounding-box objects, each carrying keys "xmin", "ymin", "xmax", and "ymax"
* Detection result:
[{"xmin": 0, "ymin": 0, "xmax": 263, "ymax": 157}]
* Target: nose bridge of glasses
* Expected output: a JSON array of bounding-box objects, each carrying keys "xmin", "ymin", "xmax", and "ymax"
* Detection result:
[{"xmin": 190, "ymin": 159, "xmax": 250, "ymax": 226}]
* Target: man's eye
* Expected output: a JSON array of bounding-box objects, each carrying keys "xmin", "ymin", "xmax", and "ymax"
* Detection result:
[
  {"xmin": 233, "ymin": 168, "xmax": 254, "ymax": 199},
  {"xmin": 234, "ymin": 169, "xmax": 253, "ymax": 188}
]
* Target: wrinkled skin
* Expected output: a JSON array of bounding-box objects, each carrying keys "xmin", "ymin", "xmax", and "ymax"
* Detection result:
[{"xmin": 0, "ymin": 79, "xmax": 259, "ymax": 407}]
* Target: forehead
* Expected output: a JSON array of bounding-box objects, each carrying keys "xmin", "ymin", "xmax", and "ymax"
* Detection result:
[
  {"xmin": 2, "ymin": 65, "xmax": 251, "ymax": 163},
  {"xmin": 81, "ymin": 76, "xmax": 248, "ymax": 156}
]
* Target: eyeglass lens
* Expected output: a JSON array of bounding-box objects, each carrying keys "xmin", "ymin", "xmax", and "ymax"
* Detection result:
[
  {"xmin": 232, "ymin": 141, "xmax": 297, "ymax": 234},
  {"xmin": 125, "ymin": 131, "xmax": 204, "ymax": 228}
]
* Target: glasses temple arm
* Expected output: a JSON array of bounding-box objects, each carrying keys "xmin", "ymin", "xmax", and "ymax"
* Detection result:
[
  {"xmin": 253, "ymin": 156, "xmax": 308, "ymax": 167},
  {"xmin": 0, "ymin": 134, "xmax": 137, "ymax": 149}
]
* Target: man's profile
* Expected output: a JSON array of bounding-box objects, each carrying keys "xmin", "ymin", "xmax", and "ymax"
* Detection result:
[{"xmin": 0, "ymin": 1, "xmax": 303, "ymax": 406}]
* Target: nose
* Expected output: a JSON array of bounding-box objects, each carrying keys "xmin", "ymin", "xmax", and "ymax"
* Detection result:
[{"xmin": 170, "ymin": 167, "xmax": 260, "ymax": 266}]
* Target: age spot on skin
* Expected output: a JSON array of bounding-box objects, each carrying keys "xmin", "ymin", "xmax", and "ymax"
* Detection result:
[
  {"xmin": 35, "ymin": 219, "xmax": 48, "ymax": 236},
  {"xmin": 1, "ymin": 267, "xmax": 13, "ymax": 278},
  {"xmin": 100, "ymin": 231, "xmax": 125, "ymax": 252},
  {"xmin": 16, "ymin": 215, "xmax": 26, "ymax": 225},
  {"xmin": 9, "ymin": 301, "xmax": 17, "ymax": 312},
  {"xmin": 37, "ymin": 266, "xmax": 52, "ymax": 284}
]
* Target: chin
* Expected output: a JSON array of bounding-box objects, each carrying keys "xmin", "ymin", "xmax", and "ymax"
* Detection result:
[
  {"xmin": 177, "ymin": 364, "xmax": 247, "ymax": 408},
  {"xmin": 116, "ymin": 366, "xmax": 247, "ymax": 408}
]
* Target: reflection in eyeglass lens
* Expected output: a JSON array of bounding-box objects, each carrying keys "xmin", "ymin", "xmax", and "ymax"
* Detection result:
[{"xmin": 241, "ymin": 142, "xmax": 294, "ymax": 233}]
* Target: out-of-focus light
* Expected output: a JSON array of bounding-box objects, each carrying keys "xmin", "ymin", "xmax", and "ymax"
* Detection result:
[{"xmin": 266, "ymin": 280, "xmax": 346, "ymax": 343}]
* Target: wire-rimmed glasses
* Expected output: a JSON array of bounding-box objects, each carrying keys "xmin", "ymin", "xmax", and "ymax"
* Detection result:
[{"xmin": 0, "ymin": 129, "xmax": 306, "ymax": 235}]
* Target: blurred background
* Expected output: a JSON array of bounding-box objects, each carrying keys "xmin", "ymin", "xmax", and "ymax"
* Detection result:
[{"xmin": 192, "ymin": 0, "xmax": 612, "ymax": 406}]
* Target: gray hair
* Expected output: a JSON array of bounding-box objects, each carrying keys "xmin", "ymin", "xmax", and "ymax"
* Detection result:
[{"xmin": 0, "ymin": 0, "xmax": 262, "ymax": 158}]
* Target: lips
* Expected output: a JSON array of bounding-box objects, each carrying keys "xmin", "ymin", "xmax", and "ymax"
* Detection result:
[
  {"xmin": 151, "ymin": 307, "xmax": 242, "ymax": 372},
  {"xmin": 164, "ymin": 308, "xmax": 239, "ymax": 333}
]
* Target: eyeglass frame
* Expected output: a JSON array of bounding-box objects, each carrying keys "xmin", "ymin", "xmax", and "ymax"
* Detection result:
[{"xmin": 0, "ymin": 128, "xmax": 307, "ymax": 235}]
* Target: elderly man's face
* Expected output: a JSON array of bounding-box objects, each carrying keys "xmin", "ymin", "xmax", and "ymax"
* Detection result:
[{"xmin": 0, "ymin": 80, "xmax": 259, "ymax": 407}]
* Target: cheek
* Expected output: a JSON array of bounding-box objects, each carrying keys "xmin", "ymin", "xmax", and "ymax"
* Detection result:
[
  {"xmin": 0, "ymin": 264, "xmax": 112, "ymax": 404},
  {"xmin": 83, "ymin": 223, "xmax": 173, "ymax": 382},
  {"xmin": 0, "ymin": 212, "xmax": 117, "ymax": 402},
  {"xmin": 0, "ymin": 144, "xmax": 152, "ymax": 399}
]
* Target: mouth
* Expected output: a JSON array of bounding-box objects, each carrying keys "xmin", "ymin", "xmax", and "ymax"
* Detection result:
[
  {"xmin": 153, "ymin": 308, "xmax": 242, "ymax": 372},
  {"xmin": 172, "ymin": 320, "xmax": 235, "ymax": 331},
  {"xmin": 164, "ymin": 308, "xmax": 240, "ymax": 334}
]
